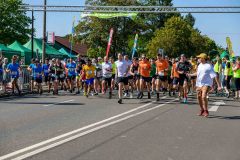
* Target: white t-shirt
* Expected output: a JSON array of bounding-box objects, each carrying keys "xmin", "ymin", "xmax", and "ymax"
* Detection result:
[
  {"xmin": 125, "ymin": 60, "xmax": 132, "ymax": 76},
  {"xmin": 196, "ymin": 63, "xmax": 216, "ymax": 87},
  {"xmin": 115, "ymin": 60, "xmax": 128, "ymax": 77},
  {"xmin": 102, "ymin": 62, "xmax": 112, "ymax": 78}
]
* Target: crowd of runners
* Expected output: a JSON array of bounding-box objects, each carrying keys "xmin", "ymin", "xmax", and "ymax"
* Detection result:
[{"xmin": 1, "ymin": 52, "xmax": 240, "ymax": 117}]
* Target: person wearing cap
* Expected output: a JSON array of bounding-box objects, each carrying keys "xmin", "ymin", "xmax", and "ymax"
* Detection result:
[
  {"xmin": 6, "ymin": 55, "xmax": 21, "ymax": 95},
  {"xmin": 32, "ymin": 59, "xmax": 43, "ymax": 94},
  {"xmin": 83, "ymin": 58, "xmax": 96, "ymax": 97},
  {"xmin": 222, "ymin": 55, "xmax": 233, "ymax": 98},
  {"xmin": 155, "ymin": 53, "xmax": 169, "ymax": 101},
  {"xmin": 232, "ymin": 57, "xmax": 240, "ymax": 99},
  {"xmin": 176, "ymin": 54, "xmax": 192, "ymax": 103},
  {"xmin": 188, "ymin": 53, "xmax": 221, "ymax": 117}
]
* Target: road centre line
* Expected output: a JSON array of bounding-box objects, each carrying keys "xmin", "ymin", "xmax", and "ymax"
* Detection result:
[
  {"xmin": 43, "ymin": 99, "xmax": 75, "ymax": 107},
  {"xmin": 11, "ymin": 98, "xmax": 177, "ymax": 160},
  {"xmin": 0, "ymin": 97, "xmax": 169, "ymax": 160}
]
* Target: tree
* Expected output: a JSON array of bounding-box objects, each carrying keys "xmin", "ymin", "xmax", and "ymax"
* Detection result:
[
  {"xmin": 75, "ymin": 0, "xmax": 177, "ymax": 58},
  {"xmin": 0, "ymin": 0, "xmax": 32, "ymax": 44},
  {"xmin": 184, "ymin": 13, "xmax": 195, "ymax": 27}
]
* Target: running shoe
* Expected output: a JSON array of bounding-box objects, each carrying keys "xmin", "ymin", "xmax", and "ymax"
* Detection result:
[
  {"xmin": 183, "ymin": 97, "xmax": 188, "ymax": 103},
  {"xmin": 148, "ymin": 92, "xmax": 151, "ymax": 99},
  {"xmin": 118, "ymin": 99, "xmax": 122, "ymax": 104}
]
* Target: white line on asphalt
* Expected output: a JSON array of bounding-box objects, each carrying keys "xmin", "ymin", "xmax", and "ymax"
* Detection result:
[
  {"xmin": 0, "ymin": 97, "xmax": 169, "ymax": 160},
  {"xmin": 43, "ymin": 99, "xmax": 75, "ymax": 107},
  {"xmin": 11, "ymin": 98, "xmax": 177, "ymax": 160},
  {"xmin": 208, "ymin": 106, "xmax": 219, "ymax": 112}
]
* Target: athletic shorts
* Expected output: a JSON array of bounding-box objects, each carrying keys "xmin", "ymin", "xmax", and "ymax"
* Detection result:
[
  {"xmin": 117, "ymin": 77, "xmax": 128, "ymax": 85},
  {"xmin": 179, "ymin": 74, "xmax": 189, "ymax": 86},
  {"xmin": 67, "ymin": 75, "xmax": 76, "ymax": 81},
  {"xmin": 157, "ymin": 75, "xmax": 167, "ymax": 82},
  {"xmin": 44, "ymin": 75, "xmax": 50, "ymax": 83},
  {"xmin": 112, "ymin": 74, "xmax": 116, "ymax": 80},
  {"xmin": 151, "ymin": 75, "xmax": 157, "ymax": 79},
  {"xmin": 128, "ymin": 75, "xmax": 134, "ymax": 80},
  {"xmin": 190, "ymin": 76, "xmax": 197, "ymax": 80},
  {"xmin": 235, "ymin": 78, "xmax": 240, "ymax": 91},
  {"xmin": 35, "ymin": 78, "xmax": 42, "ymax": 84},
  {"xmin": 140, "ymin": 76, "xmax": 151, "ymax": 83},
  {"xmin": 103, "ymin": 77, "xmax": 112, "ymax": 86},
  {"xmin": 223, "ymin": 75, "xmax": 232, "ymax": 90},
  {"xmin": 173, "ymin": 78, "xmax": 179, "ymax": 85},
  {"xmin": 95, "ymin": 77, "xmax": 102, "ymax": 81},
  {"xmin": 11, "ymin": 77, "xmax": 19, "ymax": 83},
  {"xmin": 86, "ymin": 78, "xmax": 94, "ymax": 85},
  {"xmin": 167, "ymin": 76, "xmax": 173, "ymax": 84}
]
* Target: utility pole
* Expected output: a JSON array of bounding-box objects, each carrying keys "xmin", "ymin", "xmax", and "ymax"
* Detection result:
[
  {"xmin": 42, "ymin": 0, "xmax": 47, "ymax": 62},
  {"xmin": 31, "ymin": 9, "xmax": 34, "ymax": 59}
]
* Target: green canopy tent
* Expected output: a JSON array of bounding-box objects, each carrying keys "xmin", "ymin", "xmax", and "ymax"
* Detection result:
[
  {"xmin": 0, "ymin": 43, "xmax": 21, "ymax": 61},
  {"xmin": 24, "ymin": 38, "xmax": 64, "ymax": 59},
  {"xmin": 220, "ymin": 51, "xmax": 229, "ymax": 59},
  {"xmin": 59, "ymin": 48, "xmax": 77, "ymax": 59},
  {"xmin": 8, "ymin": 41, "xmax": 34, "ymax": 65}
]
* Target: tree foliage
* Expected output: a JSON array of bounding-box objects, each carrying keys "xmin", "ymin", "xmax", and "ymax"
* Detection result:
[
  {"xmin": 147, "ymin": 16, "xmax": 217, "ymax": 58},
  {"xmin": 0, "ymin": 0, "xmax": 32, "ymax": 44}
]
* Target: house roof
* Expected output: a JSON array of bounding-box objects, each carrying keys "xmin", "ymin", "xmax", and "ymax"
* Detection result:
[{"xmin": 55, "ymin": 36, "xmax": 88, "ymax": 56}]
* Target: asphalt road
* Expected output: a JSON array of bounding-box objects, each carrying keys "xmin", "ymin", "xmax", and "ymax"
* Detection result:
[{"xmin": 0, "ymin": 92, "xmax": 239, "ymax": 160}]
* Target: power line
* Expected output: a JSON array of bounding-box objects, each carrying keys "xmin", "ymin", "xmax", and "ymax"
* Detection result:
[{"xmin": 20, "ymin": 5, "xmax": 240, "ymax": 13}]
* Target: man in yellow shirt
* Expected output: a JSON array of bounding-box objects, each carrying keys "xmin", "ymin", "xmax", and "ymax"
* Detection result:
[{"xmin": 83, "ymin": 58, "xmax": 96, "ymax": 97}]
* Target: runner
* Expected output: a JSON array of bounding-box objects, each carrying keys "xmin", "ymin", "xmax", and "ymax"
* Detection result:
[
  {"xmin": 6, "ymin": 55, "xmax": 21, "ymax": 95},
  {"xmin": 176, "ymin": 54, "xmax": 192, "ymax": 103},
  {"xmin": 102, "ymin": 56, "xmax": 113, "ymax": 98},
  {"xmin": 222, "ymin": 55, "xmax": 233, "ymax": 98},
  {"xmin": 188, "ymin": 53, "xmax": 221, "ymax": 117},
  {"xmin": 171, "ymin": 58, "xmax": 179, "ymax": 96},
  {"xmin": 115, "ymin": 53, "xmax": 130, "ymax": 104},
  {"xmin": 66, "ymin": 58, "xmax": 76, "ymax": 93},
  {"xmin": 83, "ymin": 58, "xmax": 96, "ymax": 97},
  {"xmin": 232, "ymin": 57, "xmax": 240, "ymax": 99},
  {"xmin": 1, "ymin": 58, "xmax": 8, "ymax": 93},
  {"xmin": 27, "ymin": 58, "xmax": 35, "ymax": 92},
  {"xmin": 189, "ymin": 56, "xmax": 198, "ymax": 95},
  {"xmin": 93, "ymin": 58, "xmax": 102, "ymax": 95},
  {"xmin": 155, "ymin": 53, "xmax": 169, "ymax": 101},
  {"xmin": 32, "ymin": 59, "xmax": 43, "ymax": 94},
  {"xmin": 42, "ymin": 58, "xmax": 51, "ymax": 93},
  {"xmin": 150, "ymin": 58, "xmax": 156, "ymax": 95},
  {"xmin": 56, "ymin": 58, "xmax": 66, "ymax": 92},
  {"xmin": 124, "ymin": 55, "xmax": 132, "ymax": 97},
  {"xmin": 165, "ymin": 56, "xmax": 173, "ymax": 96},
  {"xmin": 137, "ymin": 54, "xmax": 151, "ymax": 99},
  {"xmin": 110, "ymin": 57, "xmax": 116, "ymax": 90},
  {"xmin": 129, "ymin": 57, "xmax": 139, "ymax": 97}
]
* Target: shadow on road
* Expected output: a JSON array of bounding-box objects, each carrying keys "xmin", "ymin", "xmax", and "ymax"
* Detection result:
[{"xmin": 208, "ymin": 115, "xmax": 240, "ymax": 120}]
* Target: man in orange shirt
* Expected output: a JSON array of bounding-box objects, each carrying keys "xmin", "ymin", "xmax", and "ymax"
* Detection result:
[
  {"xmin": 155, "ymin": 53, "xmax": 169, "ymax": 101},
  {"xmin": 137, "ymin": 54, "xmax": 152, "ymax": 99},
  {"xmin": 171, "ymin": 58, "xmax": 180, "ymax": 96}
]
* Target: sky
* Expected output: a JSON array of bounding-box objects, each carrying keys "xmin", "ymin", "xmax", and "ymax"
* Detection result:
[{"xmin": 23, "ymin": 0, "xmax": 240, "ymax": 56}]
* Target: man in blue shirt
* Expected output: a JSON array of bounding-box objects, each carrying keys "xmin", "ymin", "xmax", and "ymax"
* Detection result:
[
  {"xmin": 66, "ymin": 58, "xmax": 76, "ymax": 93},
  {"xmin": 32, "ymin": 59, "xmax": 43, "ymax": 94},
  {"xmin": 27, "ymin": 58, "xmax": 36, "ymax": 92},
  {"xmin": 6, "ymin": 55, "xmax": 21, "ymax": 95}
]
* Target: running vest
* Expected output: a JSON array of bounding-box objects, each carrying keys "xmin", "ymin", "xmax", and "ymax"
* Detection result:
[
  {"xmin": 214, "ymin": 61, "xmax": 220, "ymax": 73},
  {"xmin": 233, "ymin": 66, "xmax": 240, "ymax": 78},
  {"xmin": 131, "ymin": 64, "xmax": 139, "ymax": 74},
  {"xmin": 224, "ymin": 61, "xmax": 233, "ymax": 76}
]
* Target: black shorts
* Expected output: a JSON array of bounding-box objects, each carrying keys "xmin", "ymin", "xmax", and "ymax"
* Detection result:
[
  {"xmin": 112, "ymin": 74, "xmax": 116, "ymax": 80},
  {"xmin": 67, "ymin": 75, "xmax": 76, "ymax": 81},
  {"xmin": 173, "ymin": 78, "xmax": 179, "ymax": 85},
  {"xmin": 157, "ymin": 75, "xmax": 167, "ymax": 82},
  {"xmin": 103, "ymin": 77, "xmax": 112, "ymax": 86},
  {"xmin": 179, "ymin": 74, "xmax": 189, "ymax": 86},
  {"xmin": 223, "ymin": 75, "xmax": 232, "ymax": 89},
  {"xmin": 190, "ymin": 76, "xmax": 197, "ymax": 80},
  {"xmin": 167, "ymin": 76, "xmax": 173, "ymax": 84},
  {"xmin": 117, "ymin": 77, "xmax": 128, "ymax": 85},
  {"xmin": 128, "ymin": 75, "xmax": 134, "ymax": 80},
  {"xmin": 140, "ymin": 76, "xmax": 151, "ymax": 83},
  {"xmin": 44, "ymin": 75, "xmax": 50, "ymax": 83},
  {"xmin": 151, "ymin": 75, "xmax": 157, "ymax": 79},
  {"xmin": 235, "ymin": 78, "xmax": 240, "ymax": 91},
  {"xmin": 95, "ymin": 77, "xmax": 102, "ymax": 81},
  {"xmin": 36, "ymin": 78, "xmax": 42, "ymax": 84}
]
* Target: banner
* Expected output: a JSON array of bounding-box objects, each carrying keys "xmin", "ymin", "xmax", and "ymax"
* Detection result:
[
  {"xmin": 132, "ymin": 33, "xmax": 139, "ymax": 59},
  {"xmin": 226, "ymin": 37, "xmax": 234, "ymax": 57},
  {"xmin": 47, "ymin": 32, "xmax": 55, "ymax": 44},
  {"xmin": 81, "ymin": 12, "xmax": 138, "ymax": 19},
  {"xmin": 106, "ymin": 28, "xmax": 114, "ymax": 57}
]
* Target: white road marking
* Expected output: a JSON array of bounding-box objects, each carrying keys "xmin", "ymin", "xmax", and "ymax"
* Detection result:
[
  {"xmin": 0, "ymin": 98, "xmax": 167, "ymax": 160},
  {"xmin": 43, "ymin": 99, "xmax": 75, "ymax": 107},
  {"xmin": 209, "ymin": 101, "xmax": 225, "ymax": 112},
  {"xmin": 11, "ymin": 98, "xmax": 177, "ymax": 160}
]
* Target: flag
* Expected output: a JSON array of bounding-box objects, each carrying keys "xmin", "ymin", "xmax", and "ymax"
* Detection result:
[
  {"xmin": 70, "ymin": 17, "xmax": 76, "ymax": 55},
  {"xmin": 132, "ymin": 33, "xmax": 138, "ymax": 59},
  {"xmin": 106, "ymin": 28, "xmax": 114, "ymax": 57},
  {"xmin": 226, "ymin": 37, "xmax": 234, "ymax": 57}
]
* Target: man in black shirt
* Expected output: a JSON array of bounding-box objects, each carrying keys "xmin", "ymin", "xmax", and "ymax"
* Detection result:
[{"xmin": 176, "ymin": 54, "xmax": 192, "ymax": 103}]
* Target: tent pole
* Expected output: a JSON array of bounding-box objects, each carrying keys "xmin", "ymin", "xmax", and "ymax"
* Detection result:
[
  {"xmin": 31, "ymin": 9, "xmax": 34, "ymax": 58},
  {"xmin": 42, "ymin": 0, "xmax": 47, "ymax": 62}
]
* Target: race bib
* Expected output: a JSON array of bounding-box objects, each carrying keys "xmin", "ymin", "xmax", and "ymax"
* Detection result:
[
  {"xmin": 35, "ymin": 73, "xmax": 40, "ymax": 77},
  {"xmin": 69, "ymin": 68, "xmax": 75, "ymax": 72},
  {"xmin": 158, "ymin": 71, "xmax": 164, "ymax": 76},
  {"xmin": 44, "ymin": 69, "xmax": 49, "ymax": 73},
  {"xmin": 87, "ymin": 70, "xmax": 92, "ymax": 75},
  {"xmin": 97, "ymin": 71, "xmax": 101, "ymax": 77},
  {"xmin": 60, "ymin": 74, "xmax": 65, "ymax": 78},
  {"xmin": 11, "ymin": 71, "xmax": 18, "ymax": 76}
]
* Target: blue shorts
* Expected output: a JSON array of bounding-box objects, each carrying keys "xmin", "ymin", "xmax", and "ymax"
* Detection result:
[{"xmin": 86, "ymin": 78, "xmax": 94, "ymax": 85}]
